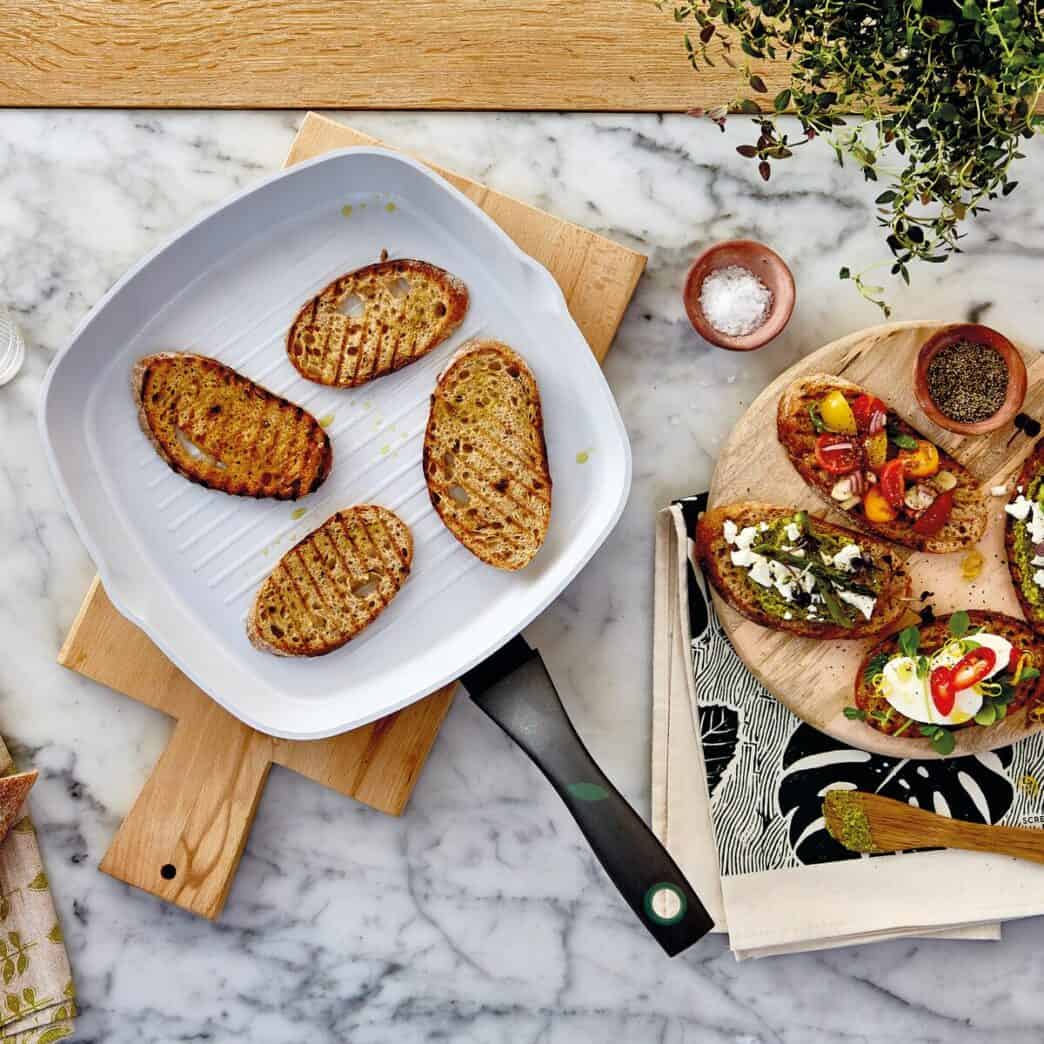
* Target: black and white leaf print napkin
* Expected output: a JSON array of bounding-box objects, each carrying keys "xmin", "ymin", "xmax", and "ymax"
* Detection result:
[{"xmin": 652, "ymin": 495, "xmax": 1044, "ymax": 959}]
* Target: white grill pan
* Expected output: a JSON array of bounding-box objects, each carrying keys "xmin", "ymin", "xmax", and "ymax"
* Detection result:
[{"xmin": 39, "ymin": 147, "xmax": 631, "ymax": 740}]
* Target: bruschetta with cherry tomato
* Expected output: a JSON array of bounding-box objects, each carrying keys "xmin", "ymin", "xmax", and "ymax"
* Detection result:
[
  {"xmin": 776, "ymin": 374, "xmax": 986, "ymax": 553},
  {"xmin": 851, "ymin": 610, "xmax": 1044, "ymax": 755}
]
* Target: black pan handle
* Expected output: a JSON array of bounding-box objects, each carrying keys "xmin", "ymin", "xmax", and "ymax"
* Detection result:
[{"xmin": 462, "ymin": 637, "xmax": 713, "ymax": 957}]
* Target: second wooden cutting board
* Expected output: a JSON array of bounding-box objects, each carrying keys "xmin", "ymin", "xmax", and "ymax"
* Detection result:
[{"xmin": 58, "ymin": 113, "xmax": 646, "ymax": 919}]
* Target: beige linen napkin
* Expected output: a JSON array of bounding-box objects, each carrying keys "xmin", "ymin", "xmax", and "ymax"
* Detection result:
[
  {"xmin": 0, "ymin": 740, "xmax": 75, "ymax": 1042},
  {"xmin": 651, "ymin": 501, "xmax": 1016, "ymax": 958}
]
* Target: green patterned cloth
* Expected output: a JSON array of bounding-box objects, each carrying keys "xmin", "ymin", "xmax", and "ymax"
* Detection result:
[{"xmin": 0, "ymin": 741, "xmax": 74, "ymax": 1043}]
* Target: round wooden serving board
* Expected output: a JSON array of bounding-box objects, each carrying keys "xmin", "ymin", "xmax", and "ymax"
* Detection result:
[{"xmin": 709, "ymin": 320, "xmax": 1044, "ymax": 759}]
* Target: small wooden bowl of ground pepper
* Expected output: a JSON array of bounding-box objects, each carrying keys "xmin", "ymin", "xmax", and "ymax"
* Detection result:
[{"xmin": 914, "ymin": 324, "xmax": 1027, "ymax": 436}]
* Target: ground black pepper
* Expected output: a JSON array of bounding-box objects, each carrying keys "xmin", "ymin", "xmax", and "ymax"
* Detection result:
[{"xmin": 926, "ymin": 340, "xmax": 1008, "ymax": 423}]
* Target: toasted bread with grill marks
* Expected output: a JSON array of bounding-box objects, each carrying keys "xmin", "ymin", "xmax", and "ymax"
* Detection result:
[
  {"xmin": 695, "ymin": 502, "xmax": 912, "ymax": 639},
  {"xmin": 247, "ymin": 505, "xmax": 412, "ymax": 657},
  {"xmin": 134, "ymin": 352, "xmax": 332, "ymax": 500},
  {"xmin": 287, "ymin": 258, "xmax": 468, "ymax": 387},
  {"xmin": 777, "ymin": 373, "xmax": 986, "ymax": 553},
  {"xmin": 423, "ymin": 340, "xmax": 551, "ymax": 571},
  {"xmin": 0, "ymin": 770, "xmax": 36, "ymax": 846}
]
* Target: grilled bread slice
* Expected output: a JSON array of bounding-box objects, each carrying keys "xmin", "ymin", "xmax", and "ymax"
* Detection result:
[
  {"xmin": 0, "ymin": 770, "xmax": 36, "ymax": 846},
  {"xmin": 247, "ymin": 505, "xmax": 412, "ymax": 657},
  {"xmin": 854, "ymin": 611, "xmax": 1044, "ymax": 742},
  {"xmin": 777, "ymin": 373, "xmax": 986, "ymax": 553},
  {"xmin": 423, "ymin": 340, "xmax": 551, "ymax": 571},
  {"xmin": 1004, "ymin": 438, "xmax": 1044, "ymax": 634},
  {"xmin": 135, "ymin": 352, "xmax": 332, "ymax": 500},
  {"xmin": 695, "ymin": 502, "xmax": 911, "ymax": 639},
  {"xmin": 287, "ymin": 258, "xmax": 468, "ymax": 387}
]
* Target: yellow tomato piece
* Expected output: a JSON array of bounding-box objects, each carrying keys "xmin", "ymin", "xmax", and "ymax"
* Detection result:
[
  {"xmin": 865, "ymin": 431, "xmax": 888, "ymax": 469},
  {"xmin": 863, "ymin": 485, "xmax": 898, "ymax": 523},
  {"xmin": 819, "ymin": 390, "xmax": 857, "ymax": 434},
  {"xmin": 900, "ymin": 440, "xmax": 940, "ymax": 478}
]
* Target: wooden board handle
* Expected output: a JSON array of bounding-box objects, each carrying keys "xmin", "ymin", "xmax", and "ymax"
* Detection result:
[{"xmin": 100, "ymin": 701, "xmax": 273, "ymax": 919}]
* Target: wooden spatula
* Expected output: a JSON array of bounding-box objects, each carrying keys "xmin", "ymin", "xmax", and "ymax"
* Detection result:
[{"xmin": 822, "ymin": 789, "xmax": 1044, "ymax": 865}]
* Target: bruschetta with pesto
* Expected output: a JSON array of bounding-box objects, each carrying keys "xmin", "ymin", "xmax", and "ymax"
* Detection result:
[
  {"xmin": 1004, "ymin": 439, "xmax": 1044, "ymax": 636},
  {"xmin": 851, "ymin": 611, "xmax": 1044, "ymax": 755},
  {"xmin": 695, "ymin": 503, "xmax": 911, "ymax": 639}
]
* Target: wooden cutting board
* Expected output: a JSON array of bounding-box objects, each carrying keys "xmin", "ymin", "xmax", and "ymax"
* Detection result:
[
  {"xmin": 2, "ymin": 1, "xmax": 782, "ymax": 109},
  {"xmin": 58, "ymin": 113, "xmax": 646, "ymax": 919},
  {"xmin": 709, "ymin": 320, "xmax": 1044, "ymax": 759}
]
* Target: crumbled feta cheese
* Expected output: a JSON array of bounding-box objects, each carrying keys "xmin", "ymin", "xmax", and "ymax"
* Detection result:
[
  {"xmin": 748, "ymin": 558, "xmax": 774, "ymax": 588},
  {"xmin": 991, "ymin": 485, "xmax": 1009, "ymax": 497},
  {"xmin": 783, "ymin": 611, "xmax": 793, "ymax": 620},
  {"xmin": 1006, "ymin": 496, "xmax": 1033, "ymax": 522},
  {"xmin": 784, "ymin": 522, "xmax": 801, "ymax": 542},
  {"xmin": 1034, "ymin": 569, "xmax": 1044, "ymax": 589},
  {"xmin": 759, "ymin": 522, "xmax": 769, "ymax": 532},
  {"xmin": 790, "ymin": 548, "xmax": 805, "ymax": 558},
  {"xmin": 723, "ymin": 519, "xmax": 738, "ymax": 544},
  {"xmin": 734, "ymin": 526, "xmax": 758, "ymax": 551},
  {"xmin": 799, "ymin": 570, "xmax": 817, "ymax": 594},
  {"xmin": 767, "ymin": 559, "xmax": 796, "ymax": 601},
  {"xmin": 832, "ymin": 544, "xmax": 863, "ymax": 572},
  {"xmin": 1006, "ymin": 494, "xmax": 1044, "ymax": 543},
  {"xmin": 730, "ymin": 547, "xmax": 757, "ymax": 568},
  {"xmin": 1032, "ymin": 556, "xmax": 1044, "ymax": 568},
  {"xmin": 837, "ymin": 588, "xmax": 877, "ymax": 620}
]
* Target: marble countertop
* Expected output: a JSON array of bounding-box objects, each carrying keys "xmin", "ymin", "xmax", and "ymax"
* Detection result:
[{"xmin": 4, "ymin": 109, "xmax": 1044, "ymax": 1043}]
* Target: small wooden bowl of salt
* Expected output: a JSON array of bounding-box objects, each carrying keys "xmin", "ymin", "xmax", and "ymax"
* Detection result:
[{"xmin": 684, "ymin": 239, "xmax": 795, "ymax": 351}]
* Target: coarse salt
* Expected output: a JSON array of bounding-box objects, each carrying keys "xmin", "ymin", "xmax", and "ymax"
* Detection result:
[{"xmin": 699, "ymin": 264, "xmax": 772, "ymax": 337}]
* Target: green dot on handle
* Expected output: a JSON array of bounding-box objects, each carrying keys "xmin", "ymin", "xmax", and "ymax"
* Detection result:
[{"xmin": 566, "ymin": 781, "xmax": 609, "ymax": 802}]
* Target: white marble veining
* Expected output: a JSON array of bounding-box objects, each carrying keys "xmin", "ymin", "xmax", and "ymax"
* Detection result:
[{"xmin": 3, "ymin": 108, "xmax": 1044, "ymax": 1042}]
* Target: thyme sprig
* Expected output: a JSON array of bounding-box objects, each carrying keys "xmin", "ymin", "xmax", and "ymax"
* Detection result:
[{"xmin": 665, "ymin": 0, "xmax": 1044, "ymax": 314}]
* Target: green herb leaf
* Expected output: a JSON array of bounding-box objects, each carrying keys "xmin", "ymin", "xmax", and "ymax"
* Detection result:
[
  {"xmin": 863, "ymin": 651, "xmax": 890, "ymax": 682},
  {"xmin": 930, "ymin": 727, "xmax": 956, "ymax": 755},
  {"xmin": 809, "ymin": 403, "xmax": 826, "ymax": 433},
  {"xmin": 843, "ymin": 706, "xmax": 867, "ymax": 720},
  {"xmin": 889, "ymin": 428, "xmax": 919, "ymax": 450},
  {"xmin": 1021, "ymin": 666, "xmax": 1041, "ymax": 681},
  {"xmin": 949, "ymin": 610, "xmax": 970, "ymax": 637},
  {"xmin": 975, "ymin": 704, "xmax": 998, "ymax": 726},
  {"xmin": 898, "ymin": 626, "xmax": 921, "ymax": 658}
]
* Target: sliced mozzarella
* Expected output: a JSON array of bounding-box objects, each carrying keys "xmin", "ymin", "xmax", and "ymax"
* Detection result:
[
  {"xmin": 723, "ymin": 519, "xmax": 738, "ymax": 544},
  {"xmin": 931, "ymin": 684, "xmax": 982, "ymax": 726},
  {"xmin": 968, "ymin": 632, "xmax": 1013, "ymax": 680},
  {"xmin": 880, "ymin": 657, "xmax": 932, "ymax": 723}
]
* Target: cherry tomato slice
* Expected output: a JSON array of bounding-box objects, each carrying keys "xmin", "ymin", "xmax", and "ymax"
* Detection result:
[
  {"xmin": 1008, "ymin": 647, "xmax": 1025, "ymax": 674},
  {"xmin": 852, "ymin": 394, "xmax": 888, "ymax": 434},
  {"xmin": 930, "ymin": 665, "xmax": 955, "ymax": 717},
  {"xmin": 912, "ymin": 489, "xmax": 955, "ymax": 536},
  {"xmin": 814, "ymin": 434, "xmax": 859, "ymax": 475},
  {"xmin": 951, "ymin": 647, "xmax": 996, "ymax": 691},
  {"xmin": 879, "ymin": 458, "xmax": 906, "ymax": 509}
]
